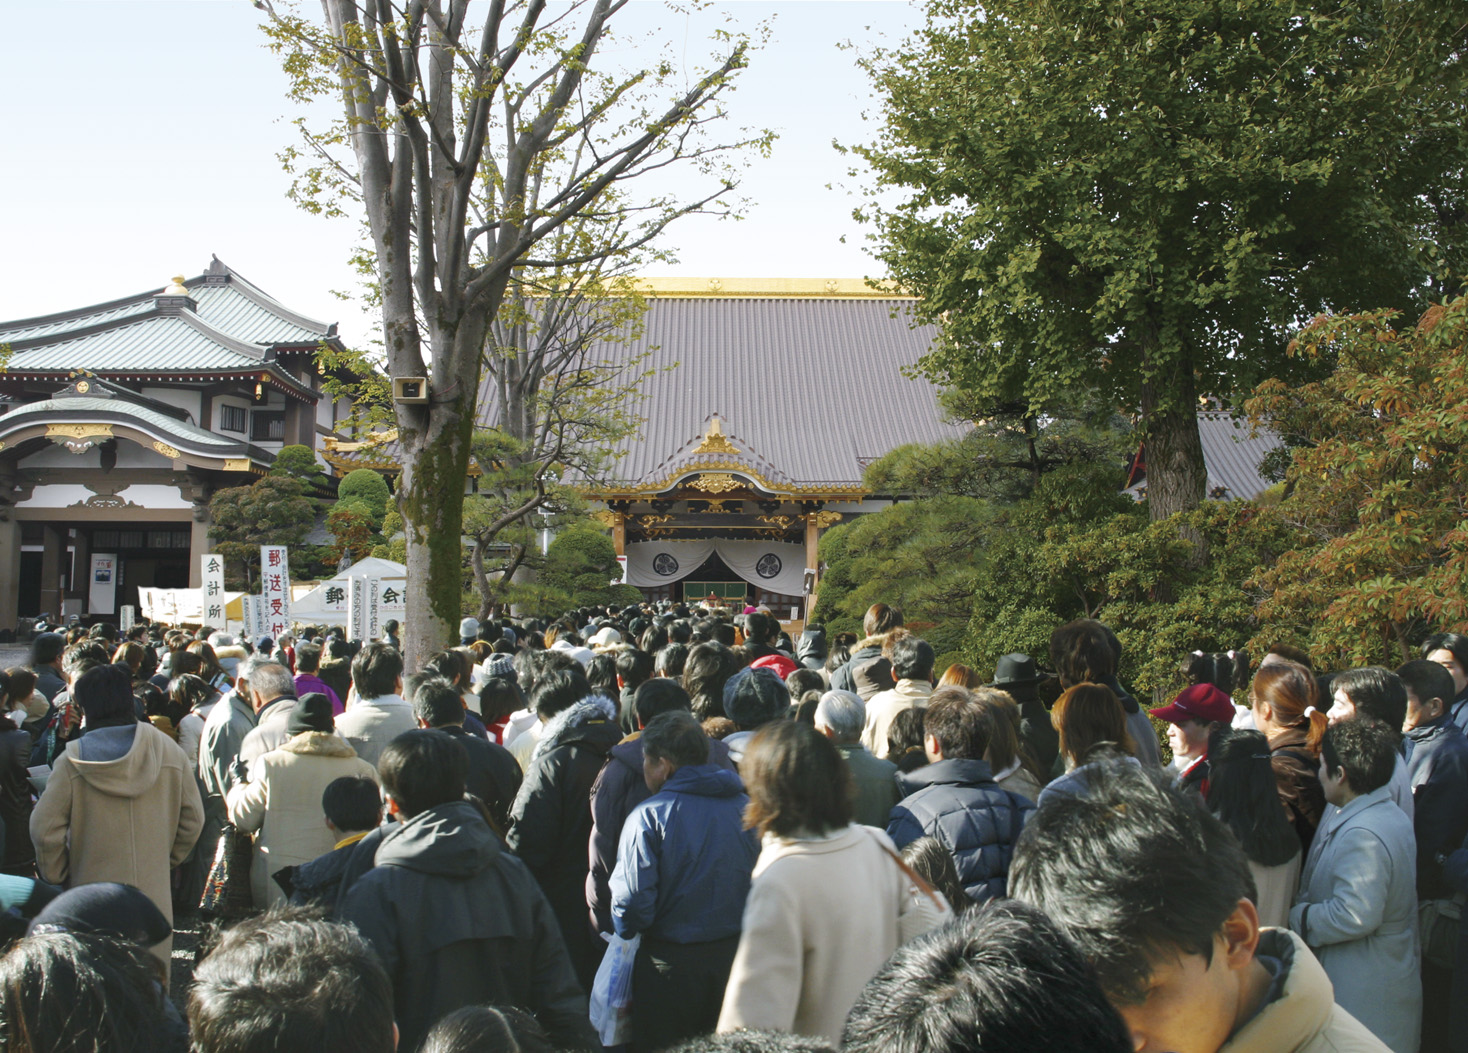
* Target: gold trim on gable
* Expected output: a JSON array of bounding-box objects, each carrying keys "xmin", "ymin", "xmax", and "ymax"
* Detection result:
[
  {"xmin": 688, "ymin": 473, "xmax": 742, "ymax": 494},
  {"xmin": 46, "ymin": 422, "xmax": 114, "ymax": 441},
  {"xmin": 153, "ymin": 441, "xmax": 182, "ymax": 459},
  {"xmin": 222, "ymin": 458, "xmax": 254, "ymax": 472},
  {"xmin": 692, "ymin": 416, "xmax": 740, "ymax": 456}
]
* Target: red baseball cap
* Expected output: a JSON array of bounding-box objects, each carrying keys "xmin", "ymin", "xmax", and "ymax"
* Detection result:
[
  {"xmin": 1150, "ymin": 683, "xmax": 1236, "ymax": 726},
  {"xmin": 751, "ymin": 653, "xmax": 799, "ymax": 682}
]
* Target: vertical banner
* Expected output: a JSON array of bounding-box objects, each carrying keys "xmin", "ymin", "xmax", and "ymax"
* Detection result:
[
  {"xmin": 260, "ymin": 545, "xmax": 291, "ymax": 638},
  {"xmin": 367, "ymin": 578, "xmax": 382, "ymax": 641},
  {"xmin": 89, "ymin": 553, "xmax": 118, "ymax": 615},
  {"xmin": 240, "ymin": 596, "xmax": 255, "ymax": 639},
  {"xmin": 119, "ymin": 605, "xmax": 135, "ymax": 633},
  {"xmin": 348, "ymin": 576, "xmax": 366, "ymax": 642},
  {"xmin": 200, "ymin": 554, "xmax": 226, "ymax": 628}
]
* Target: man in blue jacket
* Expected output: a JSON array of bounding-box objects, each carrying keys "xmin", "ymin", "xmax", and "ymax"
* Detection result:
[
  {"xmin": 887, "ymin": 689, "xmax": 1034, "ymax": 904},
  {"xmin": 610, "ymin": 710, "xmax": 759, "ymax": 1052}
]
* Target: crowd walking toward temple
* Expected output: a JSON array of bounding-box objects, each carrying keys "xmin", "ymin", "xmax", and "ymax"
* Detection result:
[{"xmin": 1, "ymin": 601, "xmax": 1467, "ymax": 1053}]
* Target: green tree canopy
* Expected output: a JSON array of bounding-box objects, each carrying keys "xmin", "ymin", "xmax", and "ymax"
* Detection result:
[
  {"xmin": 1246, "ymin": 291, "xmax": 1468, "ymax": 667},
  {"xmin": 337, "ymin": 469, "xmax": 391, "ymax": 526},
  {"xmin": 270, "ymin": 444, "xmax": 331, "ymax": 492},
  {"xmin": 855, "ymin": 0, "xmax": 1468, "ymax": 520},
  {"xmin": 208, "ymin": 475, "xmax": 315, "ymax": 590},
  {"xmin": 531, "ymin": 525, "xmax": 638, "ymax": 614}
]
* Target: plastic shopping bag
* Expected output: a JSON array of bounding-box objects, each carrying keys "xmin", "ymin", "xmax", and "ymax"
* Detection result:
[{"xmin": 589, "ymin": 931, "xmax": 639, "ymax": 1046}]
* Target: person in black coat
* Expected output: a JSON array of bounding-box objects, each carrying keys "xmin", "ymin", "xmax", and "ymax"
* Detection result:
[
  {"xmin": 505, "ymin": 668, "xmax": 624, "ymax": 989},
  {"xmin": 341, "ymin": 730, "xmax": 596, "ymax": 1053},
  {"xmin": 411, "ymin": 678, "xmax": 522, "ymax": 834},
  {"xmin": 886, "ymin": 689, "xmax": 1033, "ymax": 904}
]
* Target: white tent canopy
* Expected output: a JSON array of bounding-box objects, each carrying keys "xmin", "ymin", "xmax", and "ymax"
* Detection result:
[{"xmin": 290, "ymin": 556, "xmax": 408, "ymax": 624}]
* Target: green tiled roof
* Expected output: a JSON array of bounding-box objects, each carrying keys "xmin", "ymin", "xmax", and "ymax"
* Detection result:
[
  {"xmin": 0, "ymin": 394, "xmax": 248, "ymax": 454},
  {"xmin": 6, "ymin": 314, "xmax": 265, "ymax": 373}
]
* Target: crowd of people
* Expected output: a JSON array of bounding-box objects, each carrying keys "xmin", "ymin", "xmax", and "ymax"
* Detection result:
[{"xmin": 1, "ymin": 601, "xmax": 1466, "ymax": 1053}]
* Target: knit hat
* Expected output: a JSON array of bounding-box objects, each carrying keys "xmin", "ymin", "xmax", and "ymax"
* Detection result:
[
  {"xmin": 459, "ymin": 617, "xmax": 480, "ymax": 640},
  {"xmin": 288, "ymin": 693, "xmax": 336, "ymax": 736},
  {"xmin": 30, "ymin": 883, "xmax": 172, "ymax": 948},
  {"xmin": 723, "ymin": 667, "xmax": 790, "ymax": 727},
  {"xmin": 485, "ymin": 653, "xmax": 516, "ymax": 681}
]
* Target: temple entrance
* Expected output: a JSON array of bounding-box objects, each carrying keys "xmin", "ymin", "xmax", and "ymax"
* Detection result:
[{"xmin": 677, "ymin": 553, "xmax": 752, "ymax": 606}]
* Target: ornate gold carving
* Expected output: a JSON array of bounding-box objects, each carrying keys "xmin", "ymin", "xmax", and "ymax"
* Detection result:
[
  {"xmin": 222, "ymin": 458, "xmax": 253, "ymax": 472},
  {"xmin": 805, "ymin": 510, "xmax": 844, "ymax": 529},
  {"xmin": 637, "ymin": 514, "xmax": 675, "ymax": 528},
  {"xmin": 592, "ymin": 509, "xmax": 626, "ymax": 529},
  {"xmin": 46, "ymin": 422, "xmax": 113, "ymax": 442},
  {"xmin": 153, "ymin": 440, "xmax": 182, "ymax": 459},
  {"xmin": 704, "ymin": 499, "xmax": 732, "ymax": 513},
  {"xmin": 693, "ymin": 416, "xmax": 740, "ymax": 456},
  {"xmin": 756, "ymin": 515, "xmax": 795, "ymax": 530},
  {"xmin": 74, "ymin": 381, "xmax": 90, "ymax": 394},
  {"xmin": 689, "ymin": 473, "xmax": 741, "ymax": 494}
]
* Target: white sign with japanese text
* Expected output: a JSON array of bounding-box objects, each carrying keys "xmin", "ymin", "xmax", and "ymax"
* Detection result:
[
  {"xmin": 200, "ymin": 554, "xmax": 226, "ymax": 628},
  {"xmin": 367, "ymin": 578, "xmax": 381, "ymax": 641},
  {"xmin": 348, "ymin": 576, "xmax": 366, "ymax": 642},
  {"xmin": 259, "ymin": 546, "xmax": 291, "ymax": 637}
]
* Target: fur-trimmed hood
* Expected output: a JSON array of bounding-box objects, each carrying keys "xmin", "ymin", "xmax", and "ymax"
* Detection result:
[
  {"xmin": 531, "ymin": 693, "xmax": 619, "ymax": 764},
  {"xmin": 278, "ymin": 731, "xmax": 359, "ymax": 759}
]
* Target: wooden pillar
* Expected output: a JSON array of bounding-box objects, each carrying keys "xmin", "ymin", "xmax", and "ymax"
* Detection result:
[
  {"xmin": 38, "ymin": 526, "xmax": 63, "ymax": 619},
  {"xmin": 69, "ymin": 530, "xmax": 91, "ymax": 613},
  {"xmin": 0, "ymin": 519, "xmax": 20, "ymax": 631},
  {"xmin": 611, "ymin": 512, "xmax": 626, "ymax": 557},
  {"xmin": 189, "ymin": 499, "xmax": 212, "ymax": 588}
]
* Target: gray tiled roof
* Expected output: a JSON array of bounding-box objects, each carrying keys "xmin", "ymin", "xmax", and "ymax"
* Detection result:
[
  {"xmin": 1124, "ymin": 411, "xmax": 1283, "ymax": 502},
  {"xmin": 473, "ymin": 296, "xmax": 960, "ymax": 489},
  {"xmin": 0, "ymin": 394, "xmax": 247, "ymax": 453},
  {"xmin": 0, "ymin": 257, "xmax": 332, "ymax": 353},
  {"xmin": 5, "ymin": 314, "xmax": 265, "ymax": 373}
]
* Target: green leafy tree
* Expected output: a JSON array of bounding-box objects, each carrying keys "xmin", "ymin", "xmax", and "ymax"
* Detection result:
[
  {"xmin": 270, "ymin": 444, "xmax": 332, "ymax": 493},
  {"xmin": 855, "ymin": 0, "xmax": 1468, "ymax": 521},
  {"xmin": 531, "ymin": 525, "xmax": 639, "ymax": 614},
  {"xmin": 1246, "ymin": 291, "xmax": 1468, "ymax": 666},
  {"xmin": 208, "ymin": 475, "xmax": 315, "ymax": 590},
  {"xmin": 337, "ymin": 469, "xmax": 391, "ymax": 527},
  {"xmin": 326, "ymin": 502, "xmax": 378, "ymax": 566},
  {"xmin": 254, "ymin": 0, "xmax": 770, "ymax": 666}
]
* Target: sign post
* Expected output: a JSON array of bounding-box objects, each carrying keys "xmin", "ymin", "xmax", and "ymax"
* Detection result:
[
  {"xmin": 260, "ymin": 546, "xmax": 291, "ymax": 638},
  {"xmin": 200, "ymin": 554, "xmax": 226, "ymax": 628},
  {"xmin": 367, "ymin": 578, "xmax": 382, "ymax": 641},
  {"xmin": 348, "ymin": 576, "xmax": 366, "ymax": 642}
]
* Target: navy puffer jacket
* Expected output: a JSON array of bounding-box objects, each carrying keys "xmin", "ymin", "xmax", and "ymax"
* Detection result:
[{"xmin": 886, "ymin": 758, "xmax": 1034, "ymax": 904}]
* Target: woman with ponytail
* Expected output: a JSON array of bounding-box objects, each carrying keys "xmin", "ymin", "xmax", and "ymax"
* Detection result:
[{"xmin": 1249, "ymin": 659, "xmax": 1327, "ymax": 853}]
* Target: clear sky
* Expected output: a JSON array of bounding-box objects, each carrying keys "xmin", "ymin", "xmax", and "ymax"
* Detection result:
[{"xmin": 1, "ymin": 0, "xmax": 923, "ymax": 347}]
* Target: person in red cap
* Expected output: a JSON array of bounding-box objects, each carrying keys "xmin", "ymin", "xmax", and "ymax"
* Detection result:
[{"xmin": 1150, "ymin": 683, "xmax": 1235, "ymax": 797}]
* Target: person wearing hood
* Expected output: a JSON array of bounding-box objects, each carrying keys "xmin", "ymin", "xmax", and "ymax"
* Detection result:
[
  {"xmin": 796, "ymin": 623, "xmax": 829, "ymax": 676},
  {"xmin": 226, "ymin": 693, "xmax": 378, "ymax": 909},
  {"xmin": 829, "ymin": 603, "xmax": 903, "ymax": 701},
  {"xmin": 587, "ymin": 679, "xmax": 737, "ymax": 936},
  {"xmin": 342, "ymin": 730, "xmax": 596, "ymax": 1053},
  {"xmin": 29, "ymin": 664, "xmax": 203, "ymax": 980},
  {"xmin": 610, "ymin": 711, "xmax": 759, "ymax": 1053},
  {"xmin": 506, "ymin": 665, "xmax": 623, "ymax": 989}
]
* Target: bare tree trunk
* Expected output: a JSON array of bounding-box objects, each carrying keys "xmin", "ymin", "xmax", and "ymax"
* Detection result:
[{"xmin": 1139, "ymin": 348, "xmax": 1207, "ymax": 522}]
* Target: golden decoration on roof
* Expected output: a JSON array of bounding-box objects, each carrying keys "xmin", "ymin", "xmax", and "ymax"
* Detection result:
[
  {"xmin": 692, "ymin": 416, "xmax": 740, "ymax": 456},
  {"xmin": 637, "ymin": 514, "xmax": 675, "ymax": 528},
  {"xmin": 689, "ymin": 473, "xmax": 742, "ymax": 494},
  {"xmin": 153, "ymin": 441, "xmax": 182, "ymax": 459},
  {"xmin": 46, "ymin": 423, "xmax": 113, "ymax": 442},
  {"xmin": 805, "ymin": 510, "xmax": 844, "ymax": 529},
  {"xmin": 756, "ymin": 515, "xmax": 795, "ymax": 530}
]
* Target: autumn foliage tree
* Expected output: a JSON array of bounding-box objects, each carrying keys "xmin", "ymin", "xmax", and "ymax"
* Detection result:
[{"xmin": 1246, "ymin": 291, "xmax": 1468, "ymax": 666}]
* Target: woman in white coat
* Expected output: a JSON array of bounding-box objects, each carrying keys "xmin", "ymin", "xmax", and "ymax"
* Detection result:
[
  {"xmin": 717, "ymin": 721, "xmax": 911, "ymax": 1047},
  {"xmin": 1290, "ymin": 719, "xmax": 1420, "ymax": 1053}
]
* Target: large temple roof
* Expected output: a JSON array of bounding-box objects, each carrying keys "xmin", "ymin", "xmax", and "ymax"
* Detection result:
[{"xmin": 0, "ymin": 256, "xmax": 336, "ymax": 398}]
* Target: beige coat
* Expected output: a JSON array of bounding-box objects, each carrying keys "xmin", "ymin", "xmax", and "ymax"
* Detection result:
[
  {"xmin": 30, "ymin": 722, "xmax": 204, "ymax": 977},
  {"xmin": 717, "ymin": 824, "xmax": 906, "ymax": 1046},
  {"xmin": 993, "ymin": 758, "xmax": 1044, "ymax": 803},
  {"xmin": 861, "ymin": 680, "xmax": 933, "ymax": 759},
  {"xmin": 226, "ymin": 731, "xmax": 378, "ymax": 908},
  {"xmin": 335, "ymin": 694, "xmax": 416, "ymax": 769},
  {"xmin": 1221, "ymin": 929, "xmax": 1391, "ymax": 1053}
]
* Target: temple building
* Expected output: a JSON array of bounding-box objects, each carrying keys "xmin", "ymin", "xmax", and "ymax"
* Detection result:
[
  {"xmin": 325, "ymin": 278, "xmax": 961, "ymax": 612},
  {"xmin": 0, "ymin": 258, "xmax": 348, "ymax": 630}
]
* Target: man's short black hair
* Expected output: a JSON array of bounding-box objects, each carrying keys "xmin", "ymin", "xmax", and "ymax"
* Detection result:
[
  {"xmin": 1321, "ymin": 718, "xmax": 1397, "ymax": 795},
  {"xmin": 634, "ymin": 677, "xmax": 692, "ymax": 727},
  {"xmin": 31, "ymin": 632, "xmax": 65, "ymax": 667},
  {"xmin": 1048, "ymin": 619, "xmax": 1118, "ymax": 686},
  {"xmin": 1008, "ymin": 763, "xmax": 1255, "ymax": 1005},
  {"xmin": 664, "ymin": 1032, "xmax": 837, "ymax": 1053},
  {"xmin": 641, "ymin": 710, "xmax": 710, "ymax": 769},
  {"xmin": 1331, "ymin": 666, "xmax": 1407, "ymax": 730},
  {"xmin": 73, "ymin": 663, "xmax": 137, "ymax": 724},
  {"xmin": 924, "ymin": 690, "xmax": 990, "ymax": 760},
  {"xmin": 615, "ymin": 647, "xmax": 655, "ymax": 690},
  {"xmin": 322, "ymin": 776, "xmax": 382, "ymax": 833},
  {"xmin": 529, "ymin": 665, "xmax": 591, "ymax": 720},
  {"xmin": 412, "ymin": 678, "xmax": 466, "ymax": 728},
  {"xmin": 351, "ymin": 641, "xmax": 404, "ymax": 699},
  {"xmin": 378, "ymin": 729, "xmax": 467, "ymax": 818},
  {"xmin": 188, "ymin": 908, "xmax": 395, "ymax": 1053},
  {"xmin": 843, "ymin": 899, "xmax": 1131, "ymax": 1053},
  {"xmin": 890, "ymin": 635, "xmax": 935, "ymax": 681},
  {"xmin": 1397, "ymin": 659, "xmax": 1456, "ymax": 714}
]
